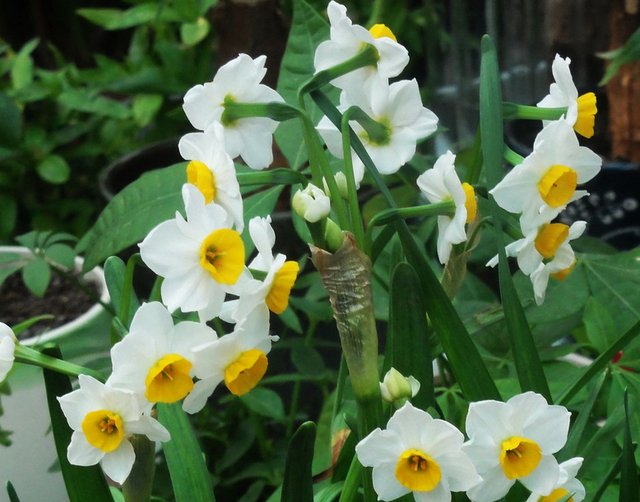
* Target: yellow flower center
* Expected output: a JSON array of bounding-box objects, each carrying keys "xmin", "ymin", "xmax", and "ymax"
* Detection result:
[
  {"xmin": 462, "ymin": 182, "xmax": 477, "ymax": 223},
  {"xmin": 266, "ymin": 261, "xmax": 299, "ymax": 314},
  {"xmin": 81, "ymin": 409, "xmax": 124, "ymax": 453},
  {"xmin": 224, "ymin": 349, "xmax": 268, "ymax": 396},
  {"xmin": 395, "ymin": 449, "xmax": 442, "ymax": 492},
  {"xmin": 500, "ymin": 436, "xmax": 542, "ymax": 479},
  {"xmin": 534, "ymin": 223, "xmax": 569, "ymax": 259},
  {"xmin": 551, "ymin": 259, "xmax": 577, "ymax": 282},
  {"xmin": 187, "ymin": 160, "xmax": 216, "ymax": 204},
  {"xmin": 144, "ymin": 353, "xmax": 194, "ymax": 403},
  {"xmin": 537, "ymin": 164, "xmax": 578, "ymax": 208},
  {"xmin": 574, "ymin": 92, "xmax": 597, "ymax": 139},
  {"xmin": 199, "ymin": 228, "xmax": 245, "ymax": 284},
  {"xmin": 539, "ymin": 488, "xmax": 572, "ymax": 502},
  {"xmin": 369, "ymin": 24, "xmax": 397, "ymax": 42}
]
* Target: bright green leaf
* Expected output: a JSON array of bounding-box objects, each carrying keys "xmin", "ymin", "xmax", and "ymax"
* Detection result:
[
  {"xmin": 11, "ymin": 39, "xmax": 38, "ymax": 90},
  {"xmin": 181, "ymin": 18, "xmax": 210, "ymax": 46},
  {"xmin": 36, "ymin": 154, "xmax": 71, "ymax": 185},
  {"xmin": 77, "ymin": 4, "xmax": 182, "ymax": 30},
  {"xmin": 240, "ymin": 387, "xmax": 285, "ymax": 421},
  {"xmin": 58, "ymin": 89, "xmax": 131, "ymax": 119},
  {"xmin": 44, "ymin": 243, "xmax": 77, "ymax": 270},
  {"xmin": 132, "ymin": 94, "xmax": 163, "ymax": 127},
  {"xmin": 21, "ymin": 257, "xmax": 51, "ymax": 297}
]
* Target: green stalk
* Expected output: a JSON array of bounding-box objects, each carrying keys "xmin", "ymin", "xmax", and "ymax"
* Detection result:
[
  {"xmin": 122, "ymin": 434, "xmax": 156, "ymax": 502},
  {"xmin": 237, "ymin": 169, "xmax": 308, "ymax": 187},
  {"xmin": 503, "ymin": 145, "xmax": 525, "ymax": 166},
  {"xmin": 502, "ymin": 102, "xmax": 568, "ymax": 121},
  {"xmin": 15, "ymin": 344, "xmax": 106, "ymax": 382}
]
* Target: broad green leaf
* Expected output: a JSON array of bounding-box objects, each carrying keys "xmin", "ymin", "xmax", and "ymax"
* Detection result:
[
  {"xmin": 480, "ymin": 36, "xmax": 550, "ymax": 401},
  {"xmin": 620, "ymin": 391, "xmax": 640, "ymax": 502},
  {"xmin": 77, "ymin": 4, "xmax": 182, "ymax": 30},
  {"xmin": 275, "ymin": 0, "xmax": 332, "ymax": 169},
  {"xmin": 240, "ymin": 387, "xmax": 285, "ymax": 421},
  {"xmin": 42, "ymin": 346, "xmax": 115, "ymax": 502},
  {"xmin": 281, "ymin": 422, "xmax": 315, "ymax": 502},
  {"xmin": 157, "ymin": 402, "xmax": 216, "ymax": 502},
  {"xmin": 241, "ymin": 186, "xmax": 284, "ymax": 258},
  {"xmin": 132, "ymin": 94, "xmax": 163, "ymax": 127},
  {"xmin": 584, "ymin": 297, "xmax": 619, "ymax": 353},
  {"xmin": 181, "ymin": 18, "xmax": 210, "ymax": 46},
  {"xmin": 44, "ymin": 243, "xmax": 77, "ymax": 270},
  {"xmin": 36, "ymin": 154, "xmax": 71, "ymax": 184},
  {"xmin": 57, "ymin": 89, "xmax": 131, "ymax": 119},
  {"xmin": 0, "ymin": 93, "xmax": 22, "ymax": 147},
  {"xmin": 11, "ymin": 39, "xmax": 38, "ymax": 90},
  {"xmin": 21, "ymin": 257, "xmax": 51, "ymax": 297},
  {"xmin": 78, "ymin": 163, "xmax": 186, "ymax": 272}
]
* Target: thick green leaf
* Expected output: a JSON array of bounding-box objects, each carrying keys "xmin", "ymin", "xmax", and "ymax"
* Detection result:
[
  {"xmin": 281, "ymin": 422, "xmax": 315, "ymax": 502},
  {"xmin": 241, "ymin": 186, "xmax": 284, "ymax": 258},
  {"xmin": 480, "ymin": 36, "xmax": 550, "ymax": 401},
  {"xmin": 36, "ymin": 154, "xmax": 71, "ymax": 184},
  {"xmin": 78, "ymin": 163, "xmax": 186, "ymax": 272},
  {"xmin": 21, "ymin": 257, "xmax": 51, "ymax": 297},
  {"xmin": 240, "ymin": 387, "xmax": 285, "ymax": 421},
  {"xmin": 620, "ymin": 391, "xmax": 640, "ymax": 502},
  {"xmin": 57, "ymin": 89, "xmax": 131, "ymax": 119},
  {"xmin": 157, "ymin": 402, "xmax": 216, "ymax": 502},
  {"xmin": 0, "ymin": 93, "xmax": 22, "ymax": 147},
  {"xmin": 42, "ymin": 346, "xmax": 115, "ymax": 502}
]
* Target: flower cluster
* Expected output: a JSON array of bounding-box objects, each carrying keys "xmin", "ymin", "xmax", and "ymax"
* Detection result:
[{"xmin": 357, "ymin": 392, "xmax": 585, "ymax": 502}]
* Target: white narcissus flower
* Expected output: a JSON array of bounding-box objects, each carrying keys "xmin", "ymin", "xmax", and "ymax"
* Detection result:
[
  {"xmin": 416, "ymin": 151, "xmax": 477, "ymax": 265},
  {"xmin": 182, "ymin": 54, "xmax": 284, "ymax": 170},
  {"xmin": 537, "ymin": 54, "xmax": 597, "ymax": 138},
  {"xmin": 57, "ymin": 374, "xmax": 170, "ymax": 484},
  {"xmin": 0, "ymin": 322, "xmax": 16, "ymax": 382},
  {"xmin": 490, "ymin": 119, "xmax": 601, "ymax": 222},
  {"xmin": 314, "ymin": 1, "xmax": 409, "ymax": 100},
  {"xmin": 292, "ymin": 183, "xmax": 331, "ymax": 223},
  {"xmin": 182, "ymin": 304, "xmax": 278, "ymax": 414},
  {"xmin": 463, "ymin": 392, "xmax": 571, "ymax": 502},
  {"xmin": 107, "ymin": 302, "xmax": 218, "ymax": 409},
  {"xmin": 525, "ymin": 457, "xmax": 585, "ymax": 502},
  {"xmin": 317, "ymin": 79, "xmax": 438, "ymax": 186},
  {"xmin": 179, "ymin": 122, "xmax": 244, "ymax": 232},
  {"xmin": 139, "ymin": 184, "xmax": 245, "ymax": 321},
  {"xmin": 356, "ymin": 402, "xmax": 481, "ymax": 502}
]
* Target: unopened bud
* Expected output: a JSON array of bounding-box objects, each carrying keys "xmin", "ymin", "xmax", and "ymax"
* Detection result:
[
  {"xmin": 292, "ymin": 183, "xmax": 331, "ymax": 223},
  {"xmin": 379, "ymin": 368, "xmax": 420, "ymax": 406},
  {"xmin": 323, "ymin": 172, "xmax": 350, "ymax": 200}
]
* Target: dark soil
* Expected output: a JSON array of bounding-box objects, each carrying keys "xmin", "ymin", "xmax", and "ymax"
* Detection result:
[{"xmin": 0, "ymin": 271, "xmax": 100, "ymax": 340}]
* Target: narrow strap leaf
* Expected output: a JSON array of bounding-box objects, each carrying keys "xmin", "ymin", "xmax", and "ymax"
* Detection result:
[
  {"xmin": 281, "ymin": 422, "xmax": 316, "ymax": 502},
  {"xmin": 6, "ymin": 481, "xmax": 21, "ymax": 502}
]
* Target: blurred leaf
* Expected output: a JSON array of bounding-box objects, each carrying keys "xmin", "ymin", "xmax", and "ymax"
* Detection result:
[
  {"xmin": 6, "ymin": 481, "xmax": 20, "ymax": 502},
  {"xmin": 281, "ymin": 422, "xmax": 315, "ymax": 502},
  {"xmin": 216, "ymin": 420, "xmax": 256, "ymax": 472},
  {"xmin": 77, "ymin": 4, "xmax": 182, "ymax": 30},
  {"xmin": 0, "ymin": 93, "xmax": 22, "ymax": 147},
  {"xmin": 181, "ymin": 18, "xmax": 210, "ymax": 46},
  {"xmin": 21, "ymin": 257, "xmax": 51, "ymax": 297},
  {"xmin": 0, "ymin": 194, "xmax": 17, "ymax": 240},
  {"xmin": 58, "ymin": 89, "xmax": 131, "ymax": 119},
  {"xmin": 11, "ymin": 39, "xmax": 38, "ymax": 90},
  {"xmin": 620, "ymin": 391, "xmax": 640, "ymax": 502},
  {"xmin": 132, "ymin": 94, "xmax": 163, "ymax": 127},
  {"xmin": 36, "ymin": 154, "xmax": 71, "ymax": 184},
  {"xmin": 240, "ymin": 387, "xmax": 285, "ymax": 421},
  {"xmin": 584, "ymin": 297, "xmax": 619, "ymax": 353},
  {"xmin": 157, "ymin": 402, "xmax": 216, "ymax": 502},
  {"xmin": 44, "ymin": 243, "xmax": 77, "ymax": 270},
  {"xmin": 600, "ymin": 26, "xmax": 640, "ymax": 85},
  {"xmin": 291, "ymin": 345, "xmax": 326, "ymax": 377}
]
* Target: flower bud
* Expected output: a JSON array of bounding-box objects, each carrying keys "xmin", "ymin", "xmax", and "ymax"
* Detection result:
[
  {"xmin": 322, "ymin": 172, "xmax": 350, "ymax": 200},
  {"xmin": 379, "ymin": 368, "xmax": 420, "ymax": 406},
  {"xmin": 292, "ymin": 183, "xmax": 331, "ymax": 223}
]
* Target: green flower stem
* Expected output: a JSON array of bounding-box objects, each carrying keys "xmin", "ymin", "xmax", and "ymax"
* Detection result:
[
  {"xmin": 221, "ymin": 100, "xmax": 302, "ymax": 124},
  {"xmin": 298, "ymin": 45, "xmax": 379, "ymax": 97},
  {"xmin": 503, "ymin": 145, "xmax": 525, "ymax": 166},
  {"xmin": 122, "ymin": 434, "xmax": 156, "ymax": 502},
  {"xmin": 14, "ymin": 344, "xmax": 106, "ymax": 382},
  {"xmin": 307, "ymin": 219, "xmax": 327, "ymax": 250},
  {"xmin": 237, "ymin": 169, "xmax": 308, "ymax": 187},
  {"xmin": 502, "ymin": 102, "xmax": 568, "ymax": 121}
]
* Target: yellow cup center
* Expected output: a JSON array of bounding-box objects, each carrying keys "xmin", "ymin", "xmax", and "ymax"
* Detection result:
[
  {"xmin": 462, "ymin": 182, "xmax": 477, "ymax": 223},
  {"xmin": 369, "ymin": 24, "xmax": 397, "ymax": 42},
  {"xmin": 537, "ymin": 164, "xmax": 578, "ymax": 208},
  {"xmin": 199, "ymin": 228, "xmax": 245, "ymax": 284},
  {"xmin": 145, "ymin": 353, "xmax": 194, "ymax": 403},
  {"xmin": 534, "ymin": 223, "xmax": 570, "ymax": 259},
  {"xmin": 224, "ymin": 349, "xmax": 268, "ymax": 396},
  {"xmin": 500, "ymin": 436, "xmax": 542, "ymax": 480},
  {"xmin": 539, "ymin": 488, "xmax": 572, "ymax": 502},
  {"xmin": 266, "ymin": 261, "xmax": 299, "ymax": 314},
  {"xmin": 187, "ymin": 160, "xmax": 216, "ymax": 204},
  {"xmin": 81, "ymin": 409, "xmax": 124, "ymax": 453},
  {"xmin": 395, "ymin": 449, "xmax": 442, "ymax": 492},
  {"xmin": 574, "ymin": 92, "xmax": 597, "ymax": 139}
]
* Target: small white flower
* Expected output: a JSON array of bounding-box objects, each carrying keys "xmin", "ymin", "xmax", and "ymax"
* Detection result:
[
  {"xmin": 314, "ymin": 1, "xmax": 409, "ymax": 100},
  {"xmin": 179, "ymin": 122, "xmax": 244, "ymax": 232},
  {"xmin": 0, "ymin": 323, "xmax": 16, "ymax": 382},
  {"xmin": 463, "ymin": 392, "xmax": 571, "ymax": 502},
  {"xmin": 356, "ymin": 402, "xmax": 481, "ymax": 502},
  {"xmin": 379, "ymin": 368, "xmax": 420, "ymax": 405},
  {"xmin": 57, "ymin": 374, "xmax": 170, "ymax": 484},
  {"xmin": 416, "ymin": 151, "xmax": 477, "ymax": 264},
  {"xmin": 139, "ymin": 184, "xmax": 246, "ymax": 321},
  {"xmin": 292, "ymin": 183, "xmax": 331, "ymax": 223},
  {"xmin": 107, "ymin": 302, "xmax": 218, "ymax": 409},
  {"xmin": 525, "ymin": 457, "xmax": 585, "ymax": 502},
  {"xmin": 537, "ymin": 54, "xmax": 597, "ymax": 138},
  {"xmin": 182, "ymin": 54, "xmax": 284, "ymax": 170},
  {"xmin": 490, "ymin": 119, "xmax": 601, "ymax": 222},
  {"xmin": 317, "ymin": 80, "xmax": 438, "ymax": 186},
  {"xmin": 182, "ymin": 304, "xmax": 277, "ymax": 413}
]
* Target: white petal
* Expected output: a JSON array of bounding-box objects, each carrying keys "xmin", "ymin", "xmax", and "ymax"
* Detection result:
[
  {"xmin": 182, "ymin": 377, "xmax": 221, "ymax": 414},
  {"xmin": 465, "ymin": 463, "xmax": 514, "ymax": 502},
  {"xmin": 466, "ymin": 400, "xmax": 509, "ymax": 444},
  {"xmin": 101, "ymin": 440, "xmax": 136, "ymax": 484},
  {"xmin": 437, "ymin": 451, "xmax": 482, "ymax": 492},
  {"xmin": 67, "ymin": 429, "xmax": 104, "ymax": 467},
  {"xmin": 126, "ymin": 416, "xmax": 171, "ymax": 442},
  {"xmin": 371, "ymin": 461, "xmax": 411, "ymax": 501},
  {"xmin": 519, "ymin": 454, "xmax": 560, "ymax": 495},
  {"xmin": 356, "ymin": 428, "xmax": 403, "ymax": 467}
]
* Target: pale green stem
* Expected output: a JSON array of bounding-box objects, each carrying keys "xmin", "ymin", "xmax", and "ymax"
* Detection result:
[
  {"xmin": 503, "ymin": 145, "xmax": 525, "ymax": 166},
  {"xmin": 502, "ymin": 102, "xmax": 568, "ymax": 121},
  {"xmin": 14, "ymin": 344, "xmax": 106, "ymax": 382}
]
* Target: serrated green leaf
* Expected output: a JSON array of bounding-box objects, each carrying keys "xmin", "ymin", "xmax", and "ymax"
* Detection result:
[
  {"xmin": 78, "ymin": 163, "xmax": 186, "ymax": 272},
  {"xmin": 58, "ymin": 89, "xmax": 131, "ymax": 119},
  {"xmin": 281, "ymin": 422, "xmax": 315, "ymax": 502},
  {"xmin": 44, "ymin": 243, "xmax": 77, "ymax": 270},
  {"xmin": 181, "ymin": 18, "xmax": 210, "ymax": 46},
  {"xmin": 132, "ymin": 94, "xmax": 163, "ymax": 127},
  {"xmin": 0, "ymin": 93, "xmax": 22, "ymax": 147},
  {"xmin": 21, "ymin": 257, "xmax": 51, "ymax": 297},
  {"xmin": 42, "ymin": 346, "xmax": 115, "ymax": 502},
  {"xmin": 157, "ymin": 402, "xmax": 216, "ymax": 502},
  {"xmin": 240, "ymin": 387, "xmax": 285, "ymax": 420},
  {"xmin": 36, "ymin": 154, "xmax": 71, "ymax": 184}
]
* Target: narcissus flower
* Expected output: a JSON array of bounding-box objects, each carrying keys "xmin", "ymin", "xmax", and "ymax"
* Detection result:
[
  {"xmin": 416, "ymin": 151, "xmax": 477, "ymax": 264},
  {"xmin": 108, "ymin": 302, "xmax": 218, "ymax": 407},
  {"xmin": 179, "ymin": 122, "xmax": 244, "ymax": 232},
  {"xmin": 314, "ymin": 1, "xmax": 409, "ymax": 99},
  {"xmin": 356, "ymin": 402, "xmax": 481, "ymax": 502},
  {"xmin": 317, "ymin": 79, "xmax": 438, "ymax": 185},
  {"xmin": 490, "ymin": 120, "xmax": 601, "ymax": 222},
  {"xmin": 182, "ymin": 304, "xmax": 277, "ymax": 413},
  {"xmin": 0, "ymin": 322, "xmax": 16, "ymax": 382},
  {"xmin": 57, "ymin": 374, "xmax": 170, "ymax": 484},
  {"xmin": 537, "ymin": 55, "xmax": 597, "ymax": 138},
  {"xmin": 463, "ymin": 392, "xmax": 570, "ymax": 502},
  {"xmin": 182, "ymin": 53, "xmax": 284, "ymax": 170},
  {"xmin": 525, "ymin": 457, "xmax": 585, "ymax": 502},
  {"xmin": 139, "ymin": 184, "xmax": 245, "ymax": 321},
  {"xmin": 292, "ymin": 183, "xmax": 331, "ymax": 223}
]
